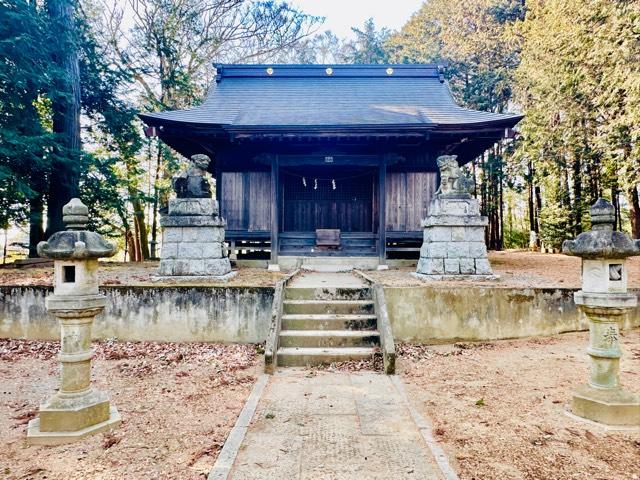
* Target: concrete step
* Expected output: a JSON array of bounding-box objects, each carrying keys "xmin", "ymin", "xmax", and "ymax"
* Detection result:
[
  {"xmin": 279, "ymin": 330, "xmax": 380, "ymax": 348},
  {"xmin": 284, "ymin": 287, "xmax": 372, "ymax": 301},
  {"xmin": 278, "ymin": 256, "xmax": 380, "ymax": 271},
  {"xmin": 276, "ymin": 347, "xmax": 377, "ymax": 366},
  {"xmin": 300, "ymin": 264, "xmax": 355, "ymax": 273},
  {"xmin": 281, "ymin": 314, "xmax": 377, "ymax": 331},
  {"xmin": 283, "ymin": 300, "xmax": 375, "ymax": 315}
]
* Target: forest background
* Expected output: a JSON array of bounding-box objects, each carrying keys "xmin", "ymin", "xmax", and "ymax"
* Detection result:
[{"xmin": 1, "ymin": 0, "xmax": 639, "ymax": 261}]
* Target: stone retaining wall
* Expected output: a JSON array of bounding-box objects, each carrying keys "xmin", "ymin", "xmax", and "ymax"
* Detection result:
[
  {"xmin": 1, "ymin": 285, "xmax": 638, "ymax": 343},
  {"xmin": 383, "ymin": 287, "xmax": 640, "ymax": 343},
  {"xmin": 0, "ymin": 286, "xmax": 272, "ymax": 343}
]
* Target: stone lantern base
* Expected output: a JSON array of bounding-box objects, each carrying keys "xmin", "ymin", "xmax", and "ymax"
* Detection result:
[
  {"xmin": 571, "ymin": 384, "xmax": 640, "ymax": 428},
  {"xmin": 26, "ymin": 353, "xmax": 122, "ymax": 445},
  {"xmin": 27, "ymin": 406, "xmax": 121, "ymax": 446}
]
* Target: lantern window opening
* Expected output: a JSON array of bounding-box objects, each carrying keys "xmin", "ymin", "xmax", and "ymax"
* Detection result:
[
  {"xmin": 609, "ymin": 264, "xmax": 623, "ymax": 281},
  {"xmin": 63, "ymin": 265, "xmax": 76, "ymax": 283}
]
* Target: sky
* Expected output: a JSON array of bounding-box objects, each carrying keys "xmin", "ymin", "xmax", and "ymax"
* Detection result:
[{"xmin": 288, "ymin": 0, "xmax": 424, "ymax": 38}]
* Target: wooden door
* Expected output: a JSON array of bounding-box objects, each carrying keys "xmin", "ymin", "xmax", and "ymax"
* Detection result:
[{"xmin": 282, "ymin": 168, "xmax": 374, "ymax": 232}]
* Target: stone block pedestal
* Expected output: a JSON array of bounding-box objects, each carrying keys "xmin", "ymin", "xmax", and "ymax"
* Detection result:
[
  {"xmin": 158, "ymin": 198, "xmax": 233, "ymax": 278},
  {"xmin": 415, "ymin": 196, "xmax": 497, "ymax": 281}
]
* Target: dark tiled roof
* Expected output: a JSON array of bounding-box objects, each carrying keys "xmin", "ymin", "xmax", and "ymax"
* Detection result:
[{"xmin": 140, "ymin": 64, "xmax": 522, "ymax": 129}]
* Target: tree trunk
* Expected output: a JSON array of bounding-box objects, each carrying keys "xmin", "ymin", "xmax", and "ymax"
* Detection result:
[
  {"xmin": 610, "ymin": 186, "xmax": 620, "ymax": 231},
  {"xmin": 133, "ymin": 217, "xmax": 142, "ymax": 262},
  {"xmin": 2, "ymin": 228, "xmax": 7, "ymax": 265},
  {"xmin": 571, "ymin": 156, "xmax": 582, "ymax": 236},
  {"xmin": 131, "ymin": 197, "xmax": 150, "ymax": 261},
  {"xmin": 124, "ymin": 149, "xmax": 150, "ymax": 261},
  {"xmin": 150, "ymin": 143, "xmax": 162, "ymax": 259},
  {"xmin": 628, "ymin": 185, "xmax": 640, "ymax": 239},
  {"xmin": 45, "ymin": 0, "xmax": 81, "ymax": 237},
  {"xmin": 126, "ymin": 229, "xmax": 138, "ymax": 262},
  {"xmin": 527, "ymin": 160, "xmax": 536, "ymax": 233},
  {"xmin": 534, "ymin": 184, "xmax": 542, "ymax": 235},
  {"xmin": 28, "ymin": 194, "xmax": 45, "ymax": 258},
  {"xmin": 497, "ymin": 147, "xmax": 504, "ymax": 251}
]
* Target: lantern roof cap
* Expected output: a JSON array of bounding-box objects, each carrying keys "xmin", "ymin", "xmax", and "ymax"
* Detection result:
[
  {"xmin": 37, "ymin": 199, "xmax": 117, "ymax": 260},
  {"xmin": 562, "ymin": 199, "xmax": 640, "ymax": 259}
]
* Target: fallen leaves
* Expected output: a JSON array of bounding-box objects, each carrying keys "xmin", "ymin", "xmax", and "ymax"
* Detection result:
[
  {"xmin": 1, "ymin": 338, "xmax": 260, "ymax": 386},
  {"xmin": 400, "ymin": 329, "xmax": 640, "ymax": 480},
  {"xmin": 102, "ymin": 432, "xmax": 122, "ymax": 449},
  {"xmin": 310, "ymin": 351, "xmax": 383, "ymax": 373},
  {"xmin": 0, "ymin": 263, "xmax": 289, "ymax": 288},
  {"xmin": 187, "ymin": 441, "xmax": 223, "ymax": 466},
  {"xmin": 0, "ymin": 339, "xmax": 59, "ymax": 361},
  {"xmin": 11, "ymin": 409, "xmax": 37, "ymax": 427},
  {"xmin": 1, "ymin": 338, "xmax": 260, "ymax": 480}
]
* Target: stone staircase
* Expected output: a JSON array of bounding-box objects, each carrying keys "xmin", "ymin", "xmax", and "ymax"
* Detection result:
[{"xmin": 276, "ymin": 285, "xmax": 381, "ymax": 367}]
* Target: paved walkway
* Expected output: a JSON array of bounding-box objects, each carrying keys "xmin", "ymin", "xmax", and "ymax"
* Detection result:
[
  {"xmin": 288, "ymin": 271, "xmax": 367, "ymax": 289},
  {"xmin": 213, "ymin": 370, "xmax": 451, "ymax": 480}
]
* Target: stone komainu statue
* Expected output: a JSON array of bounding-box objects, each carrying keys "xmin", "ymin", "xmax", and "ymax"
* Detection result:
[
  {"xmin": 435, "ymin": 155, "xmax": 475, "ymax": 197},
  {"xmin": 172, "ymin": 154, "xmax": 212, "ymax": 199}
]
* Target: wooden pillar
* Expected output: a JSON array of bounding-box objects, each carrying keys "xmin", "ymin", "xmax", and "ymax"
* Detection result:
[
  {"xmin": 270, "ymin": 155, "xmax": 279, "ymax": 268},
  {"xmin": 378, "ymin": 156, "xmax": 387, "ymax": 265},
  {"xmin": 214, "ymin": 159, "xmax": 222, "ymax": 209}
]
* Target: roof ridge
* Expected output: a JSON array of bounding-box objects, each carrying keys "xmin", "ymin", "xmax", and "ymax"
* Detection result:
[{"xmin": 214, "ymin": 64, "xmax": 446, "ymax": 82}]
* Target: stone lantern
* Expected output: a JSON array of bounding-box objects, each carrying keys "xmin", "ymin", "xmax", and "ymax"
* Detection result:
[
  {"xmin": 562, "ymin": 198, "xmax": 640, "ymax": 427},
  {"xmin": 27, "ymin": 198, "xmax": 121, "ymax": 444}
]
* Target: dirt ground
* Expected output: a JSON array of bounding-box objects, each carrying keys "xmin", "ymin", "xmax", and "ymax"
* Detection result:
[
  {"xmin": 1, "ymin": 334, "xmax": 639, "ymax": 479},
  {"xmin": 399, "ymin": 328, "xmax": 640, "ymax": 480},
  {"xmin": 0, "ymin": 262, "xmax": 287, "ymax": 287},
  {"xmin": 369, "ymin": 251, "xmax": 640, "ymax": 289},
  {"xmin": 0, "ymin": 340, "xmax": 260, "ymax": 480},
  {"xmin": 2, "ymin": 252, "xmax": 638, "ymax": 290}
]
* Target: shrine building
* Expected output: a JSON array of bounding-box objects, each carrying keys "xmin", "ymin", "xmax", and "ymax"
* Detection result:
[{"xmin": 139, "ymin": 64, "xmax": 522, "ymax": 267}]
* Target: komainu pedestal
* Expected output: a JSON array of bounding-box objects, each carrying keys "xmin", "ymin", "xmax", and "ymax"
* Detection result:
[
  {"xmin": 158, "ymin": 198, "xmax": 232, "ymax": 277},
  {"xmin": 415, "ymin": 155, "xmax": 496, "ymax": 280},
  {"xmin": 157, "ymin": 154, "xmax": 232, "ymax": 278}
]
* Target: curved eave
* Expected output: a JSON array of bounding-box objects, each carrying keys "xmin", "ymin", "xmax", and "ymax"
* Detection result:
[
  {"xmin": 138, "ymin": 113, "xmax": 523, "ymax": 136},
  {"xmin": 138, "ymin": 111, "xmax": 523, "ymax": 162}
]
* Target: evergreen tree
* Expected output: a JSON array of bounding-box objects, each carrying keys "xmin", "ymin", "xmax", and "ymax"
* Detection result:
[
  {"xmin": 0, "ymin": 0, "xmax": 63, "ymax": 256},
  {"xmin": 515, "ymin": 0, "xmax": 640, "ymax": 244},
  {"xmin": 388, "ymin": 0, "xmax": 524, "ymax": 249},
  {"xmin": 45, "ymin": 0, "xmax": 83, "ymax": 237},
  {"xmin": 346, "ymin": 19, "xmax": 391, "ymax": 64}
]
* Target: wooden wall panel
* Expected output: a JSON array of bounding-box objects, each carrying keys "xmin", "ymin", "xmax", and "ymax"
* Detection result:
[
  {"xmin": 221, "ymin": 169, "xmax": 436, "ymax": 234},
  {"xmin": 248, "ymin": 172, "xmax": 271, "ymax": 231},
  {"xmin": 385, "ymin": 172, "xmax": 437, "ymax": 232},
  {"xmin": 222, "ymin": 172, "xmax": 244, "ymax": 230},
  {"xmin": 406, "ymin": 172, "xmax": 436, "ymax": 231},
  {"xmin": 385, "ymin": 173, "xmax": 405, "ymax": 232},
  {"xmin": 221, "ymin": 171, "xmax": 271, "ymax": 231}
]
